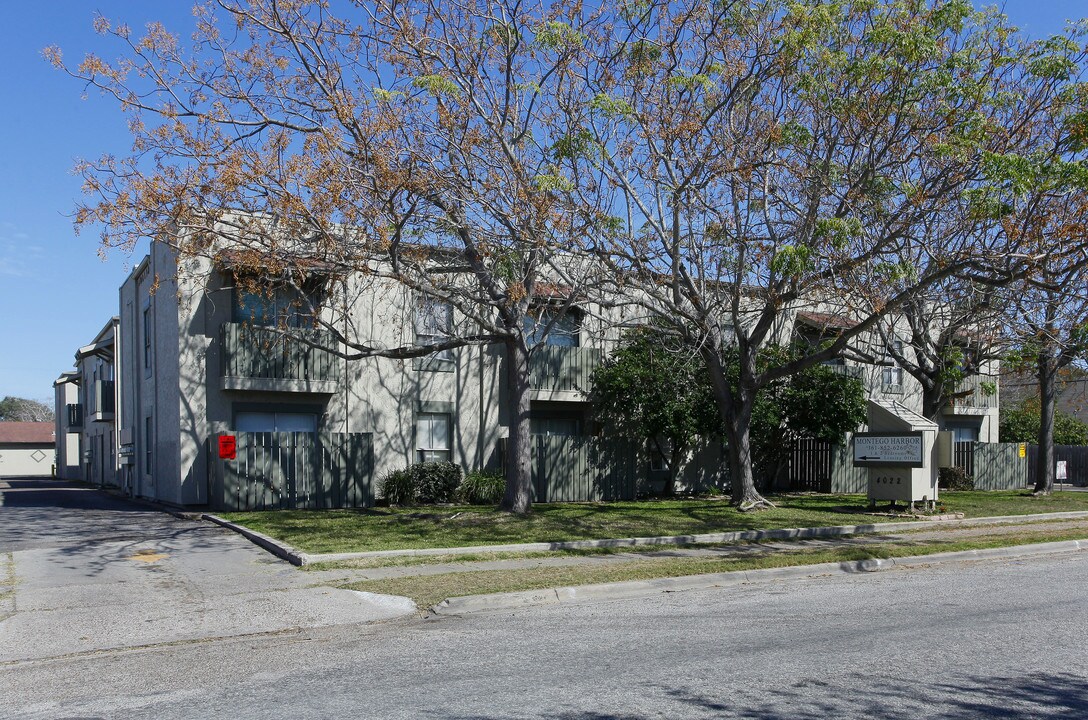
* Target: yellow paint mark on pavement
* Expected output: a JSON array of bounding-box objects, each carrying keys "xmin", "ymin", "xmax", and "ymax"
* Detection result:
[{"xmin": 129, "ymin": 549, "xmax": 169, "ymax": 563}]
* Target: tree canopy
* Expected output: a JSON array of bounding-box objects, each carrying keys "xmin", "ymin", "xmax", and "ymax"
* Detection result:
[
  {"xmin": 1000, "ymin": 399, "xmax": 1088, "ymax": 446},
  {"xmin": 50, "ymin": 0, "xmax": 1088, "ymax": 510},
  {"xmin": 0, "ymin": 397, "xmax": 54, "ymax": 423}
]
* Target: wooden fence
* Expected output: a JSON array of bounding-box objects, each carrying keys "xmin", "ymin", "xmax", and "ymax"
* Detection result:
[
  {"xmin": 499, "ymin": 435, "xmax": 639, "ymax": 502},
  {"xmin": 214, "ymin": 432, "xmax": 373, "ymax": 511},
  {"xmin": 972, "ymin": 443, "xmax": 1028, "ymax": 490},
  {"xmin": 788, "ymin": 436, "xmax": 866, "ymax": 494},
  {"xmin": 1026, "ymin": 445, "xmax": 1088, "ymax": 488},
  {"xmin": 791, "ymin": 438, "xmax": 1028, "ymax": 493}
]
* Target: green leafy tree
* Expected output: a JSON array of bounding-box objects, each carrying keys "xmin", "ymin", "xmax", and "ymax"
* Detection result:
[
  {"xmin": 747, "ymin": 350, "xmax": 867, "ymax": 489},
  {"xmin": 564, "ymin": 0, "xmax": 1050, "ymax": 509},
  {"xmin": 589, "ymin": 328, "xmax": 719, "ymax": 495},
  {"xmin": 1000, "ymin": 399, "xmax": 1088, "ymax": 446},
  {"xmin": 592, "ymin": 335, "xmax": 865, "ymax": 493}
]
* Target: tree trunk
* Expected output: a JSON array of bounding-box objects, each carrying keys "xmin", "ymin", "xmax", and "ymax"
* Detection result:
[
  {"xmin": 921, "ymin": 379, "xmax": 944, "ymax": 421},
  {"xmin": 703, "ymin": 348, "xmax": 773, "ymax": 510},
  {"xmin": 1034, "ymin": 348, "xmax": 1058, "ymax": 496},
  {"xmin": 501, "ymin": 338, "xmax": 534, "ymax": 514},
  {"xmin": 664, "ymin": 443, "xmax": 689, "ymax": 497},
  {"xmin": 724, "ymin": 416, "xmax": 771, "ymax": 509}
]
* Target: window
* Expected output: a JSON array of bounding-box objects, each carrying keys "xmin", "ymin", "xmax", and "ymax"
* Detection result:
[
  {"xmin": 143, "ymin": 307, "xmax": 152, "ymax": 370},
  {"xmin": 882, "ymin": 340, "xmax": 904, "ymax": 392},
  {"xmin": 415, "ymin": 297, "xmax": 454, "ymax": 368},
  {"xmin": 417, "ymin": 413, "xmax": 451, "ymax": 463},
  {"xmin": 232, "ymin": 284, "xmax": 318, "ymax": 328},
  {"xmin": 530, "ymin": 415, "xmax": 582, "ymax": 436},
  {"xmin": 235, "ymin": 411, "xmax": 318, "ymax": 433},
  {"xmin": 948, "ymin": 423, "xmax": 980, "ymax": 443},
  {"xmin": 524, "ymin": 307, "xmax": 581, "ymax": 347}
]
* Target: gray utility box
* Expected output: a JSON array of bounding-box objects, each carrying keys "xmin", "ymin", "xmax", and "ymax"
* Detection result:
[{"xmin": 854, "ymin": 399, "xmax": 939, "ymax": 506}]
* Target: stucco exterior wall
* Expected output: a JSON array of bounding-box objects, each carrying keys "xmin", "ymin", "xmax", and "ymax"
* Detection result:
[{"xmin": 0, "ymin": 444, "xmax": 55, "ymax": 478}]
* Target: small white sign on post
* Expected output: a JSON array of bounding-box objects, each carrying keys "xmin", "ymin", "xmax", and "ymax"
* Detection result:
[
  {"xmin": 853, "ymin": 432, "xmax": 925, "ymax": 468},
  {"xmin": 1057, "ymin": 460, "xmax": 1068, "ymax": 480}
]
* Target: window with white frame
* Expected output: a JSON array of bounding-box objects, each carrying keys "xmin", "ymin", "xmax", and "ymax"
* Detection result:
[
  {"xmin": 416, "ymin": 412, "xmax": 451, "ymax": 463},
  {"xmin": 415, "ymin": 297, "xmax": 454, "ymax": 367},
  {"xmin": 882, "ymin": 340, "xmax": 904, "ymax": 391},
  {"xmin": 235, "ymin": 411, "xmax": 318, "ymax": 433}
]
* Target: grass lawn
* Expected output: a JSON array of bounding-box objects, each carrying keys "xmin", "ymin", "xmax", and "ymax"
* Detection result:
[
  {"xmin": 218, "ymin": 490, "xmax": 1088, "ymax": 554},
  {"xmin": 339, "ymin": 525, "xmax": 1088, "ymax": 609}
]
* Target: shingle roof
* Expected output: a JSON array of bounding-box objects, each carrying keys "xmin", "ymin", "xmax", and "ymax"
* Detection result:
[
  {"xmin": 0, "ymin": 422, "xmax": 55, "ymax": 445},
  {"xmin": 796, "ymin": 311, "xmax": 857, "ymax": 331}
]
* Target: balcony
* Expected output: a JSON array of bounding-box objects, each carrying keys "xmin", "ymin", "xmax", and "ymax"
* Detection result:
[
  {"xmin": 90, "ymin": 380, "xmax": 115, "ymax": 422},
  {"xmin": 823, "ymin": 364, "xmax": 865, "ymax": 381},
  {"xmin": 529, "ymin": 346, "xmax": 602, "ymax": 401},
  {"xmin": 66, "ymin": 403, "xmax": 84, "ymax": 430},
  {"xmin": 220, "ymin": 322, "xmax": 342, "ymax": 394},
  {"xmin": 943, "ymin": 373, "xmax": 998, "ymax": 414}
]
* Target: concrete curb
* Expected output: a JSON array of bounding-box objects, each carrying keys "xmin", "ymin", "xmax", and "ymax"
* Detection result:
[
  {"xmin": 202, "ymin": 514, "xmax": 312, "ymax": 566},
  {"xmin": 432, "ymin": 538, "xmax": 1088, "ymax": 615},
  {"xmin": 301, "ymin": 510, "xmax": 1088, "ymax": 564}
]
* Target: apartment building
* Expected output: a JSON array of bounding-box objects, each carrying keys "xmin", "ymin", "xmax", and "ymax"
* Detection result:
[
  {"xmin": 54, "ymin": 236, "xmax": 999, "ymax": 509},
  {"xmin": 52, "ymin": 317, "xmax": 121, "ymax": 487}
]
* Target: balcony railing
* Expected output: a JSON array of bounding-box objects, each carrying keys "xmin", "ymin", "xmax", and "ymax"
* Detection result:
[
  {"xmin": 221, "ymin": 322, "xmax": 341, "ymax": 390},
  {"xmin": 823, "ymin": 364, "xmax": 865, "ymax": 381},
  {"xmin": 529, "ymin": 345, "xmax": 602, "ymax": 394},
  {"xmin": 66, "ymin": 403, "xmax": 84, "ymax": 429},
  {"xmin": 946, "ymin": 373, "xmax": 998, "ymax": 411},
  {"xmin": 91, "ymin": 380, "xmax": 115, "ymax": 421}
]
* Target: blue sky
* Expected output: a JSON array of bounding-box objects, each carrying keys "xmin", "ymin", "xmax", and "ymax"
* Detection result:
[{"xmin": 0, "ymin": 1, "xmax": 1085, "ymax": 402}]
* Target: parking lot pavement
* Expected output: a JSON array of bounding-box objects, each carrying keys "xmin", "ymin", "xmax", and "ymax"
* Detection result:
[{"xmin": 0, "ymin": 478, "xmax": 415, "ymax": 663}]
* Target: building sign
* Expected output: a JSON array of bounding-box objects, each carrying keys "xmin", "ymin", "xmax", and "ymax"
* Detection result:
[
  {"xmin": 218, "ymin": 435, "xmax": 237, "ymax": 460},
  {"xmin": 1019, "ymin": 443, "xmax": 1027, "ymax": 458},
  {"xmin": 853, "ymin": 432, "xmax": 924, "ymax": 468}
]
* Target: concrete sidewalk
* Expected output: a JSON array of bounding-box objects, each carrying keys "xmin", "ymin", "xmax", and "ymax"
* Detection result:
[{"xmin": 0, "ymin": 479, "xmax": 416, "ymax": 664}]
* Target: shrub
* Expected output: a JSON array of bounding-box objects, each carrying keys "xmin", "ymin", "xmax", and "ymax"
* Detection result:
[
  {"xmin": 938, "ymin": 466, "xmax": 975, "ymax": 491},
  {"xmin": 457, "ymin": 470, "xmax": 506, "ymax": 505},
  {"xmin": 408, "ymin": 461, "xmax": 463, "ymax": 504},
  {"xmin": 379, "ymin": 468, "xmax": 415, "ymax": 505}
]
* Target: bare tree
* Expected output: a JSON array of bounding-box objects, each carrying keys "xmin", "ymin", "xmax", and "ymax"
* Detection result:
[
  {"xmin": 0, "ymin": 397, "xmax": 54, "ymax": 423},
  {"xmin": 49, "ymin": 0, "xmax": 611, "ymax": 513}
]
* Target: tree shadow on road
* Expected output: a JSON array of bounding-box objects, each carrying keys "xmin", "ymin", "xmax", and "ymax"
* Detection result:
[{"xmin": 438, "ymin": 670, "xmax": 1088, "ymax": 719}]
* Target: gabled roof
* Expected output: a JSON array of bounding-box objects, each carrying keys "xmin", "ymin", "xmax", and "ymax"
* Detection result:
[
  {"xmin": 796, "ymin": 311, "xmax": 857, "ymax": 332},
  {"xmin": 0, "ymin": 422, "xmax": 55, "ymax": 445}
]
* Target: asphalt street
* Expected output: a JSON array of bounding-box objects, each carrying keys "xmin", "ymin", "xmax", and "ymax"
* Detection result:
[
  {"xmin": 0, "ymin": 478, "xmax": 415, "ymax": 663},
  {"xmin": 3, "ymin": 539, "xmax": 1086, "ymax": 718}
]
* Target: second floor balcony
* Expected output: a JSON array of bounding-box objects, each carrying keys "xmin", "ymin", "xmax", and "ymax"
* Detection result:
[
  {"xmin": 90, "ymin": 380, "xmax": 115, "ymax": 422},
  {"xmin": 220, "ymin": 322, "xmax": 342, "ymax": 394},
  {"xmin": 944, "ymin": 373, "xmax": 998, "ymax": 414},
  {"xmin": 66, "ymin": 403, "xmax": 84, "ymax": 430},
  {"xmin": 529, "ymin": 345, "xmax": 602, "ymax": 400}
]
